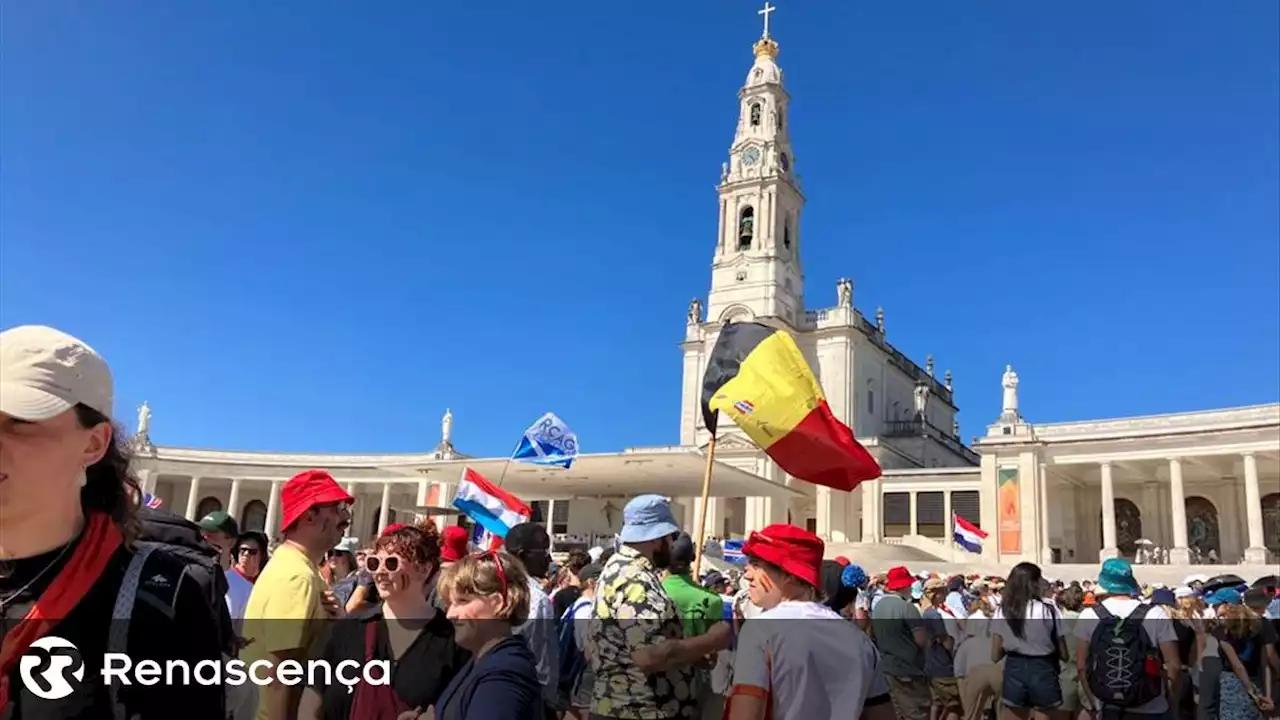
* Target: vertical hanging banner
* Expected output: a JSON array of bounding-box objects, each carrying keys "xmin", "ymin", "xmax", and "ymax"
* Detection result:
[{"xmin": 998, "ymin": 467, "xmax": 1021, "ymax": 554}]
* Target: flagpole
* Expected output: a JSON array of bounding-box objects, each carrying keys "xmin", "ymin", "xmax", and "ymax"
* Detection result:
[{"xmin": 691, "ymin": 434, "xmax": 718, "ymax": 581}]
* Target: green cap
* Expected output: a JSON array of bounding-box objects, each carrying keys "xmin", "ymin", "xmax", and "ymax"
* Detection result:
[{"xmin": 198, "ymin": 510, "xmax": 239, "ymax": 537}]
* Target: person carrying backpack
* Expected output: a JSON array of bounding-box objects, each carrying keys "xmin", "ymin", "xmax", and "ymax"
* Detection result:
[
  {"xmin": 557, "ymin": 562, "xmax": 600, "ymax": 720},
  {"xmin": 0, "ymin": 325, "xmax": 226, "ymax": 719},
  {"xmin": 1074, "ymin": 558, "xmax": 1183, "ymax": 720}
]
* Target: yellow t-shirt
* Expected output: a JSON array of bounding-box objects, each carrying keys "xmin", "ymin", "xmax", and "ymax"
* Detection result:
[{"xmin": 240, "ymin": 542, "xmax": 326, "ymax": 720}]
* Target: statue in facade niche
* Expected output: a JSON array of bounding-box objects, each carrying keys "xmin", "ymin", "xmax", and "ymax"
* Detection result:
[
  {"xmin": 687, "ymin": 298, "xmax": 703, "ymax": 325},
  {"xmin": 442, "ymin": 408, "xmax": 453, "ymax": 445},
  {"xmin": 1001, "ymin": 365, "xmax": 1019, "ymax": 417},
  {"xmin": 836, "ymin": 278, "xmax": 852, "ymax": 308},
  {"xmin": 913, "ymin": 382, "xmax": 930, "ymax": 419}
]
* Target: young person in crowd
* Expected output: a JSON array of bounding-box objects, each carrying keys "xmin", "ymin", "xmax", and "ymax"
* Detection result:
[
  {"xmin": 503, "ymin": 522, "xmax": 561, "ymax": 719},
  {"xmin": 1206, "ymin": 589, "xmax": 1277, "ymax": 720},
  {"xmin": 588, "ymin": 495, "xmax": 705, "ymax": 720},
  {"xmin": 724, "ymin": 524, "xmax": 891, "ymax": 720},
  {"xmin": 241, "ymin": 469, "xmax": 354, "ymax": 720},
  {"xmin": 922, "ymin": 578, "xmax": 964, "ymax": 720},
  {"xmin": 0, "ymin": 325, "xmax": 225, "ymax": 719},
  {"xmin": 432, "ymin": 551, "xmax": 542, "ymax": 720},
  {"xmin": 1074, "ymin": 559, "xmax": 1181, "ymax": 720},
  {"xmin": 551, "ymin": 550, "xmax": 591, "ymax": 621},
  {"xmin": 323, "ymin": 541, "xmax": 360, "ymax": 609},
  {"xmin": 200, "ymin": 510, "xmax": 255, "ymax": 629},
  {"xmin": 954, "ymin": 594, "xmax": 1003, "ymax": 720},
  {"xmin": 871, "ymin": 565, "xmax": 929, "ymax": 720},
  {"xmin": 1053, "ymin": 584, "xmax": 1089, "ymax": 720},
  {"xmin": 662, "ymin": 532, "xmax": 733, "ymax": 720},
  {"xmin": 991, "ymin": 562, "xmax": 1068, "ymax": 720},
  {"xmin": 234, "ymin": 530, "xmax": 269, "ymax": 583},
  {"xmin": 563, "ymin": 562, "xmax": 601, "ymax": 720},
  {"xmin": 300, "ymin": 518, "xmax": 468, "ymax": 719}
]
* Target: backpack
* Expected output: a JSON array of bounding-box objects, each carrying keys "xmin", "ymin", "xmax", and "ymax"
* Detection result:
[
  {"xmin": 1084, "ymin": 602, "xmax": 1163, "ymax": 708},
  {"xmin": 134, "ymin": 508, "xmax": 236, "ymax": 655}
]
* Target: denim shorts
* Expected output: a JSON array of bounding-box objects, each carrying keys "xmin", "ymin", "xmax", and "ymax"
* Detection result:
[{"xmin": 1001, "ymin": 654, "xmax": 1062, "ymax": 710}]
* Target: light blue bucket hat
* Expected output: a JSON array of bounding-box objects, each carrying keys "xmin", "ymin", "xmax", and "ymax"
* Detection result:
[{"xmin": 619, "ymin": 494, "xmax": 680, "ymax": 543}]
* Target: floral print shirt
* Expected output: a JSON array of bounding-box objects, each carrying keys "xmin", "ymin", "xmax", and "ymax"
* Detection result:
[{"xmin": 588, "ymin": 544, "xmax": 694, "ymax": 719}]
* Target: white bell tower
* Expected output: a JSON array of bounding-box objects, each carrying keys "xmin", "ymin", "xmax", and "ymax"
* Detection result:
[{"xmin": 705, "ymin": 2, "xmax": 805, "ymax": 327}]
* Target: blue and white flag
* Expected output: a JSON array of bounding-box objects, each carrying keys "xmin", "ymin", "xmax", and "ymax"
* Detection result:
[{"xmin": 512, "ymin": 412, "xmax": 580, "ymax": 469}]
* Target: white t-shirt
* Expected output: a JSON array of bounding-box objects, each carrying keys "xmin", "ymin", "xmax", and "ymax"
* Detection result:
[
  {"xmin": 224, "ymin": 567, "xmax": 253, "ymax": 628},
  {"xmin": 733, "ymin": 601, "xmax": 888, "ymax": 720},
  {"xmin": 953, "ymin": 610, "xmax": 995, "ymax": 677},
  {"xmin": 1073, "ymin": 597, "xmax": 1177, "ymax": 715},
  {"xmin": 992, "ymin": 600, "xmax": 1064, "ymax": 657}
]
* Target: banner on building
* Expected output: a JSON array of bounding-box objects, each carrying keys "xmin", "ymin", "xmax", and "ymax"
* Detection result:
[{"xmin": 998, "ymin": 467, "xmax": 1021, "ymax": 554}]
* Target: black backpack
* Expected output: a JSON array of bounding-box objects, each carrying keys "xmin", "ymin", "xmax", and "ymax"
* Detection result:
[
  {"xmin": 132, "ymin": 508, "xmax": 237, "ymax": 656},
  {"xmin": 1084, "ymin": 602, "xmax": 1164, "ymax": 708}
]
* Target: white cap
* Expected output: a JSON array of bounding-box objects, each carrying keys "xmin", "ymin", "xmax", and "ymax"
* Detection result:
[
  {"xmin": 0, "ymin": 325, "xmax": 113, "ymax": 421},
  {"xmin": 1174, "ymin": 586, "xmax": 1195, "ymax": 598}
]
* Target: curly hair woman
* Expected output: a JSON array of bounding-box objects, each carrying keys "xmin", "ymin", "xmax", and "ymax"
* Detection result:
[
  {"xmin": 0, "ymin": 325, "xmax": 225, "ymax": 718},
  {"xmin": 301, "ymin": 518, "xmax": 469, "ymax": 719}
]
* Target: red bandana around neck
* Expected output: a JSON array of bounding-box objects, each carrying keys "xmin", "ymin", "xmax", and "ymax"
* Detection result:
[{"xmin": 0, "ymin": 512, "xmax": 124, "ymax": 707}]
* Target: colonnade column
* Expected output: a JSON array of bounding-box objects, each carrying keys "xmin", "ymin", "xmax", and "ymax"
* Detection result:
[
  {"xmin": 264, "ymin": 480, "xmax": 282, "ymax": 543},
  {"xmin": 227, "ymin": 479, "xmax": 243, "ymax": 522},
  {"xmin": 1243, "ymin": 452, "xmax": 1267, "ymax": 564},
  {"xmin": 1039, "ymin": 462, "xmax": 1052, "ymax": 564},
  {"xmin": 378, "ymin": 481, "xmax": 392, "ymax": 532},
  {"xmin": 184, "ymin": 477, "xmax": 203, "ymax": 521},
  {"xmin": 1168, "ymin": 458, "xmax": 1190, "ymax": 565},
  {"xmin": 908, "ymin": 491, "xmax": 918, "ymax": 536},
  {"xmin": 344, "ymin": 483, "xmax": 356, "ymax": 537},
  {"xmin": 1100, "ymin": 462, "xmax": 1118, "ymax": 560}
]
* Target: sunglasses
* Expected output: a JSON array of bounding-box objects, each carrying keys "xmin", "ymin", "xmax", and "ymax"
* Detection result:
[
  {"xmin": 237, "ymin": 547, "xmax": 261, "ymax": 557},
  {"xmin": 365, "ymin": 554, "xmax": 405, "ymax": 573}
]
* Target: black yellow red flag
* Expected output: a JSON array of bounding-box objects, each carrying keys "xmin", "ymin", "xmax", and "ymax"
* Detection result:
[{"xmin": 700, "ymin": 321, "xmax": 881, "ymax": 492}]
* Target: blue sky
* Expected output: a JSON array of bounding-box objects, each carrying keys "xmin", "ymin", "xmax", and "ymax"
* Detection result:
[{"xmin": 3, "ymin": 1, "xmax": 1277, "ymax": 457}]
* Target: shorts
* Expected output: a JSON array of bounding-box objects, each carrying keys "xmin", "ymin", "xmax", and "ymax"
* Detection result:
[
  {"xmin": 572, "ymin": 668, "xmax": 596, "ymax": 709},
  {"xmin": 887, "ymin": 675, "xmax": 931, "ymax": 720},
  {"xmin": 930, "ymin": 676, "xmax": 963, "ymax": 715},
  {"xmin": 1001, "ymin": 654, "xmax": 1062, "ymax": 711}
]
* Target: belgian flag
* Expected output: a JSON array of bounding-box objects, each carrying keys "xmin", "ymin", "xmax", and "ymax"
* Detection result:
[{"xmin": 701, "ymin": 321, "xmax": 881, "ymax": 492}]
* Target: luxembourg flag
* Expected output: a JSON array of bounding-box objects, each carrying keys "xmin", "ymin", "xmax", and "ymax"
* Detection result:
[
  {"xmin": 953, "ymin": 512, "xmax": 987, "ymax": 553},
  {"xmin": 452, "ymin": 467, "xmax": 532, "ymax": 543}
]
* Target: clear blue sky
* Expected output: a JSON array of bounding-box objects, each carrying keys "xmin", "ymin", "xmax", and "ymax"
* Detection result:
[{"xmin": 3, "ymin": 1, "xmax": 1277, "ymax": 456}]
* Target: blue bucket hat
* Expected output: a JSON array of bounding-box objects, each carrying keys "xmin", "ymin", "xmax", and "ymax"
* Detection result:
[
  {"xmin": 1097, "ymin": 558, "xmax": 1141, "ymax": 596},
  {"xmin": 1204, "ymin": 587, "xmax": 1242, "ymax": 607},
  {"xmin": 619, "ymin": 494, "xmax": 680, "ymax": 543}
]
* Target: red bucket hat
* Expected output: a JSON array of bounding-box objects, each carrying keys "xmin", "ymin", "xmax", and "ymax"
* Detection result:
[
  {"xmin": 440, "ymin": 525, "xmax": 470, "ymax": 562},
  {"xmin": 280, "ymin": 469, "xmax": 354, "ymax": 531},
  {"xmin": 884, "ymin": 565, "xmax": 914, "ymax": 592},
  {"xmin": 742, "ymin": 523, "xmax": 824, "ymax": 588}
]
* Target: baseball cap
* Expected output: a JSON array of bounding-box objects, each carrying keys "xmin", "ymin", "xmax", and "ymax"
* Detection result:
[
  {"xmin": 577, "ymin": 563, "xmax": 603, "ymax": 583},
  {"xmin": 619, "ymin": 495, "xmax": 679, "ymax": 543},
  {"xmin": 198, "ymin": 510, "xmax": 239, "ymax": 537},
  {"xmin": 0, "ymin": 325, "xmax": 113, "ymax": 421},
  {"xmin": 280, "ymin": 469, "xmax": 355, "ymax": 531}
]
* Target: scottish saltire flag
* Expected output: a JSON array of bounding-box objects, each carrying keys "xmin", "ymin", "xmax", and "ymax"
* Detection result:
[
  {"xmin": 512, "ymin": 412, "xmax": 580, "ymax": 469},
  {"xmin": 953, "ymin": 512, "xmax": 987, "ymax": 553},
  {"xmin": 452, "ymin": 467, "xmax": 532, "ymax": 541},
  {"xmin": 142, "ymin": 492, "xmax": 162, "ymax": 509}
]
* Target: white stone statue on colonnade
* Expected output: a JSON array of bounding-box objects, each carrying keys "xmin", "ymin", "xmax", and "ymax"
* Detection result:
[
  {"xmin": 137, "ymin": 401, "xmax": 152, "ymax": 438},
  {"xmin": 1002, "ymin": 365, "xmax": 1020, "ymax": 419},
  {"xmin": 442, "ymin": 408, "xmax": 453, "ymax": 445}
]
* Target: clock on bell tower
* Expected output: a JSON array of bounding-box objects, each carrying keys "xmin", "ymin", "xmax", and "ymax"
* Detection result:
[{"xmin": 706, "ymin": 2, "xmax": 805, "ymax": 328}]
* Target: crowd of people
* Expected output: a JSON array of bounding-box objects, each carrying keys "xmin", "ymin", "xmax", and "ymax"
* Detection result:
[{"xmin": 3, "ymin": 324, "xmax": 1280, "ymax": 720}]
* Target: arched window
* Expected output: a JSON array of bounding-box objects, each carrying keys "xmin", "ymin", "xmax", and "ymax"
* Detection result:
[
  {"xmin": 1185, "ymin": 496, "xmax": 1220, "ymax": 559},
  {"xmin": 241, "ymin": 500, "xmax": 267, "ymax": 532},
  {"xmin": 783, "ymin": 218, "xmax": 791, "ymax": 249},
  {"xmin": 778, "ymin": 110, "xmax": 784, "ymax": 131},
  {"xmin": 196, "ymin": 496, "xmax": 223, "ymax": 519},
  {"xmin": 737, "ymin": 206, "xmax": 754, "ymax": 250},
  {"xmin": 749, "ymin": 103, "xmax": 762, "ymax": 126},
  {"xmin": 1262, "ymin": 493, "xmax": 1280, "ymax": 553},
  {"xmin": 780, "ymin": 153, "xmax": 790, "ymax": 173},
  {"xmin": 866, "ymin": 381, "xmax": 875, "ymax": 415}
]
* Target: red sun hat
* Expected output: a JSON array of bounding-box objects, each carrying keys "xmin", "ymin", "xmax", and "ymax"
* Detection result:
[
  {"xmin": 742, "ymin": 523, "xmax": 824, "ymax": 588},
  {"xmin": 440, "ymin": 526, "xmax": 470, "ymax": 562},
  {"xmin": 833, "ymin": 556, "xmax": 851, "ymax": 567},
  {"xmin": 884, "ymin": 565, "xmax": 915, "ymax": 592},
  {"xmin": 280, "ymin": 469, "xmax": 355, "ymax": 531}
]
